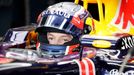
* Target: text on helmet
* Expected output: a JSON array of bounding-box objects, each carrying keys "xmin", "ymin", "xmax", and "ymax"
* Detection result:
[{"xmin": 43, "ymin": 9, "xmax": 71, "ymax": 18}]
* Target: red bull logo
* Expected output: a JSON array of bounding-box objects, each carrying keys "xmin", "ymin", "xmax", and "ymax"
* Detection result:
[
  {"xmin": 76, "ymin": 0, "xmax": 134, "ymax": 35},
  {"xmin": 112, "ymin": 0, "xmax": 134, "ymax": 31}
]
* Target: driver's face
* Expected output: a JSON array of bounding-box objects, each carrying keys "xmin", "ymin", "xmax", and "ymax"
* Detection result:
[{"xmin": 47, "ymin": 32, "xmax": 73, "ymax": 45}]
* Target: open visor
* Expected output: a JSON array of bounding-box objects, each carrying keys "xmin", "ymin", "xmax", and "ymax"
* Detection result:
[{"xmin": 36, "ymin": 14, "xmax": 82, "ymax": 37}]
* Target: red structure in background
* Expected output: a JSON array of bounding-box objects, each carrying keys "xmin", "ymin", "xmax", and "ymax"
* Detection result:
[{"xmin": 115, "ymin": 0, "xmax": 134, "ymax": 29}]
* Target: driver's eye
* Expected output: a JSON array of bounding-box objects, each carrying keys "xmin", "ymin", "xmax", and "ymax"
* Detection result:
[
  {"xmin": 48, "ymin": 37, "xmax": 53, "ymax": 40},
  {"xmin": 48, "ymin": 37, "xmax": 54, "ymax": 40},
  {"xmin": 63, "ymin": 39, "xmax": 70, "ymax": 42}
]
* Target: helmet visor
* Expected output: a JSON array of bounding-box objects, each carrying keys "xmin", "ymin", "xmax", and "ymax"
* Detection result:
[{"xmin": 37, "ymin": 15, "xmax": 82, "ymax": 37}]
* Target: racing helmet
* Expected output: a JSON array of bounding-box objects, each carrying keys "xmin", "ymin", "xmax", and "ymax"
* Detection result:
[{"xmin": 35, "ymin": 2, "xmax": 91, "ymax": 58}]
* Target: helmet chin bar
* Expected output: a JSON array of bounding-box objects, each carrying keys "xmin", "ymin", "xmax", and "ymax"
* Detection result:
[{"xmin": 39, "ymin": 43, "xmax": 67, "ymax": 58}]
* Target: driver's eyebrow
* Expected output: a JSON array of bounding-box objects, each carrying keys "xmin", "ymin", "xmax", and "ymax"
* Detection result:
[
  {"xmin": 47, "ymin": 33, "xmax": 54, "ymax": 36},
  {"xmin": 61, "ymin": 35, "xmax": 72, "ymax": 39}
]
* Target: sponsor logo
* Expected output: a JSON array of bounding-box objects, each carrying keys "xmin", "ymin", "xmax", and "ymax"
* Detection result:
[
  {"xmin": 97, "ymin": 49, "xmax": 120, "ymax": 60},
  {"xmin": 108, "ymin": 69, "xmax": 134, "ymax": 75},
  {"xmin": 115, "ymin": 0, "xmax": 134, "ymax": 29},
  {"xmin": 121, "ymin": 36, "xmax": 134, "ymax": 49},
  {"xmin": 43, "ymin": 10, "xmax": 70, "ymax": 18},
  {"xmin": 92, "ymin": 40, "xmax": 112, "ymax": 48}
]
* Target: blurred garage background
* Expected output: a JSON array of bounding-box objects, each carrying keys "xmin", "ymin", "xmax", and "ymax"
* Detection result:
[{"xmin": 0, "ymin": 0, "xmax": 99, "ymax": 37}]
